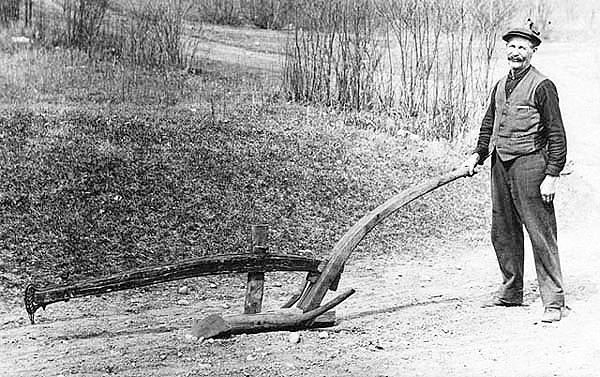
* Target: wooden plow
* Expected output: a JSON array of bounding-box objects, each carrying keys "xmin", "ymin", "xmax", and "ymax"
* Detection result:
[
  {"xmin": 24, "ymin": 225, "xmax": 324, "ymax": 325},
  {"xmin": 25, "ymin": 166, "xmax": 473, "ymax": 337}
]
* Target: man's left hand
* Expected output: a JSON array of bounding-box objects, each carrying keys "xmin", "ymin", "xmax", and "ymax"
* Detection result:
[{"xmin": 540, "ymin": 175, "xmax": 559, "ymax": 203}]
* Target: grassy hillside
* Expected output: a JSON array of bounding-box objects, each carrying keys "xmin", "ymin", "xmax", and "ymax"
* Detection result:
[{"xmin": 0, "ymin": 44, "xmax": 490, "ymax": 306}]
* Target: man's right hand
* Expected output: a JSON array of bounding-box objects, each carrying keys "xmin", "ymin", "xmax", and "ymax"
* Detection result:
[{"xmin": 462, "ymin": 153, "xmax": 480, "ymax": 176}]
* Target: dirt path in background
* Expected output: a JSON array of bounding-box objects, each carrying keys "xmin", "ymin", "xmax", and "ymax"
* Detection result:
[
  {"xmin": 185, "ymin": 24, "xmax": 285, "ymax": 71},
  {"xmin": 2, "ymin": 38, "xmax": 600, "ymax": 377},
  {"xmin": 191, "ymin": 39, "xmax": 283, "ymax": 71}
]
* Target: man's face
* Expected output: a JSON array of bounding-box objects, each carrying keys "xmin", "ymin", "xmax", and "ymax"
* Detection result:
[{"xmin": 506, "ymin": 36, "xmax": 536, "ymax": 71}]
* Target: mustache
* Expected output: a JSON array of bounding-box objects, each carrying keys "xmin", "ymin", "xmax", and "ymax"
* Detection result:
[{"xmin": 508, "ymin": 55, "xmax": 524, "ymax": 62}]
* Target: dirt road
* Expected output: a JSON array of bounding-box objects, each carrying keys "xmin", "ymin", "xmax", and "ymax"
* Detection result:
[{"xmin": 1, "ymin": 34, "xmax": 600, "ymax": 377}]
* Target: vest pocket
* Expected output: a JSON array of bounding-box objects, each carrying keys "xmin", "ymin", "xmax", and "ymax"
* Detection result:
[
  {"xmin": 497, "ymin": 134, "xmax": 538, "ymax": 156},
  {"xmin": 507, "ymin": 130, "xmax": 537, "ymax": 139}
]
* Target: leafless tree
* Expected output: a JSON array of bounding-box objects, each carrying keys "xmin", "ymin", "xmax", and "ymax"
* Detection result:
[
  {"xmin": 283, "ymin": 0, "xmax": 382, "ymax": 111},
  {"xmin": 62, "ymin": 0, "xmax": 110, "ymax": 53},
  {"xmin": 375, "ymin": 0, "xmax": 514, "ymax": 139},
  {"xmin": 0, "ymin": 0, "xmax": 20, "ymax": 26}
]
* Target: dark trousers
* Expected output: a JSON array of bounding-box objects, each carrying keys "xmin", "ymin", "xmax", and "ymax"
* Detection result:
[{"xmin": 491, "ymin": 150, "xmax": 564, "ymax": 309}]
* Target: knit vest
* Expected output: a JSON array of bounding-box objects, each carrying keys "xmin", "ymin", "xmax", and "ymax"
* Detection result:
[{"xmin": 491, "ymin": 66, "xmax": 547, "ymax": 161}]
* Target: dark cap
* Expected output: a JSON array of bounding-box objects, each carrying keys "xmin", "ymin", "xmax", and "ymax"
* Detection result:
[{"xmin": 502, "ymin": 27, "xmax": 542, "ymax": 47}]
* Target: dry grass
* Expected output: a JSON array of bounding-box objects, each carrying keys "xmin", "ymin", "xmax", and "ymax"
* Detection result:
[{"xmin": 0, "ymin": 46, "xmax": 197, "ymax": 106}]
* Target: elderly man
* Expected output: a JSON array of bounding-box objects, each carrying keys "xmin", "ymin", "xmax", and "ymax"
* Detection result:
[{"xmin": 463, "ymin": 27, "xmax": 567, "ymax": 323}]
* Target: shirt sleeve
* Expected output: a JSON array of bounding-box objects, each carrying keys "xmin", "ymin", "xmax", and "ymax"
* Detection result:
[
  {"xmin": 535, "ymin": 79, "xmax": 567, "ymax": 176},
  {"xmin": 473, "ymin": 82, "xmax": 498, "ymax": 164}
]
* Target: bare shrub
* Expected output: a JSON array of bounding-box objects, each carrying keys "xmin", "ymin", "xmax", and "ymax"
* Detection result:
[
  {"xmin": 196, "ymin": 0, "xmax": 293, "ymax": 29},
  {"xmin": 1, "ymin": 1, "xmax": 197, "ymax": 107},
  {"xmin": 283, "ymin": 0, "xmax": 383, "ymax": 111},
  {"xmin": 23, "ymin": 0, "xmax": 33, "ymax": 27},
  {"xmin": 21, "ymin": 0, "xmax": 109, "ymax": 51},
  {"xmin": 375, "ymin": 0, "xmax": 515, "ymax": 140},
  {"xmin": 471, "ymin": 0, "xmax": 516, "ymax": 93},
  {"xmin": 22, "ymin": 0, "xmax": 193, "ymax": 71},
  {"xmin": 0, "ymin": 0, "xmax": 20, "ymax": 26},
  {"xmin": 119, "ymin": 0, "xmax": 192, "ymax": 68},
  {"xmin": 199, "ymin": 0, "xmax": 242, "ymax": 25},
  {"xmin": 241, "ymin": 0, "xmax": 294, "ymax": 29},
  {"xmin": 283, "ymin": 0, "xmax": 514, "ymax": 140},
  {"xmin": 61, "ymin": 0, "xmax": 109, "ymax": 53}
]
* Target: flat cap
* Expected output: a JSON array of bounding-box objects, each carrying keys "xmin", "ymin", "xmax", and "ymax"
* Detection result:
[{"xmin": 502, "ymin": 27, "xmax": 541, "ymax": 47}]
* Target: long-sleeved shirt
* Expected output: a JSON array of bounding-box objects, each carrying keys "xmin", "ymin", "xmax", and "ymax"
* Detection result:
[{"xmin": 474, "ymin": 65, "xmax": 567, "ymax": 176}]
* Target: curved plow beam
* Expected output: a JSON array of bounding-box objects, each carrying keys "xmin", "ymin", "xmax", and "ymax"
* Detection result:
[
  {"xmin": 26, "ymin": 253, "xmax": 323, "ymax": 324},
  {"xmin": 298, "ymin": 166, "xmax": 474, "ymax": 311}
]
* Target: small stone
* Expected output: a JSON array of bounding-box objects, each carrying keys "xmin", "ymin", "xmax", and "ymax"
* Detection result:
[
  {"xmin": 177, "ymin": 299, "xmax": 190, "ymax": 306},
  {"xmin": 317, "ymin": 331, "xmax": 329, "ymax": 339},
  {"xmin": 178, "ymin": 286, "xmax": 190, "ymax": 295},
  {"xmin": 177, "ymin": 352, "xmax": 183, "ymax": 358},
  {"xmin": 184, "ymin": 334, "xmax": 197, "ymax": 342},
  {"xmin": 246, "ymin": 354, "xmax": 256, "ymax": 361},
  {"xmin": 371, "ymin": 343, "xmax": 384, "ymax": 351},
  {"xmin": 288, "ymin": 332, "xmax": 301, "ymax": 344},
  {"xmin": 221, "ymin": 303, "xmax": 230, "ymax": 309},
  {"xmin": 209, "ymin": 283, "xmax": 218, "ymax": 289}
]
